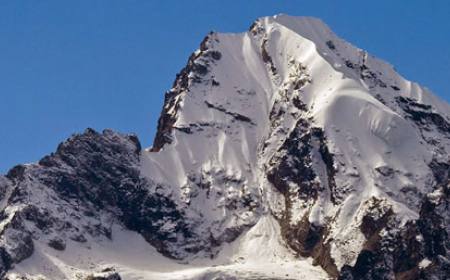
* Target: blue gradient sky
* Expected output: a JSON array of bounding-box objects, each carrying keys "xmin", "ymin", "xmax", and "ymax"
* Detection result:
[{"xmin": 1, "ymin": 0, "xmax": 450, "ymax": 173}]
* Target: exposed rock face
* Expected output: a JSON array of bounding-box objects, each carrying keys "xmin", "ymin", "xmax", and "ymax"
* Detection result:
[
  {"xmin": 339, "ymin": 185, "xmax": 450, "ymax": 280},
  {"xmin": 8, "ymin": 129, "xmax": 189, "ymax": 257},
  {"xmin": 85, "ymin": 268, "xmax": 122, "ymax": 280},
  {"xmin": 1, "ymin": 15, "xmax": 450, "ymax": 279},
  {"xmin": 152, "ymin": 33, "xmax": 223, "ymax": 152}
]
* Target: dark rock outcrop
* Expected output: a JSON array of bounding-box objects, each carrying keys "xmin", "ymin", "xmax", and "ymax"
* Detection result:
[
  {"xmin": 85, "ymin": 268, "xmax": 122, "ymax": 280},
  {"xmin": 340, "ymin": 178, "xmax": 450, "ymax": 280},
  {"xmin": 266, "ymin": 122, "xmax": 340, "ymax": 277},
  {"xmin": 152, "ymin": 34, "xmax": 222, "ymax": 152},
  {"xmin": 0, "ymin": 129, "xmax": 191, "ymax": 273},
  {"xmin": 396, "ymin": 96, "xmax": 450, "ymax": 135}
]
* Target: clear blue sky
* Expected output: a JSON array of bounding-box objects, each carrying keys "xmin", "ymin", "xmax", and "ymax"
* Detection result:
[{"xmin": 1, "ymin": 0, "xmax": 449, "ymax": 173}]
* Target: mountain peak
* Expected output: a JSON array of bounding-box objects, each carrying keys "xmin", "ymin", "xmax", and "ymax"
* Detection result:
[
  {"xmin": 2, "ymin": 15, "xmax": 450, "ymax": 280},
  {"xmin": 146, "ymin": 13, "xmax": 450, "ymax": 277}
]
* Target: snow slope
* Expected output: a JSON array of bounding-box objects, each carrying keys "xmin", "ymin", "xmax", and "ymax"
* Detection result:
[{"xmin": 9, "ymin": 218, "xmax": 327, "ymax": 280}]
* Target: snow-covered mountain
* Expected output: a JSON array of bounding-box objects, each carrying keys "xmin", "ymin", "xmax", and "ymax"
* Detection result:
[{"xmin": 1, "ymin": 15, "xmax": 449, "ymax": 280}]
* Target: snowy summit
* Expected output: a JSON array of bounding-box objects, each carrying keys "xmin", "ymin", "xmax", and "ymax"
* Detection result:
[{"xmin": 1, "ymin": 15, "xmax": 449, "ymax": 280}]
